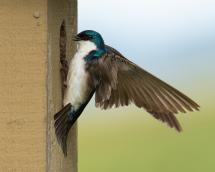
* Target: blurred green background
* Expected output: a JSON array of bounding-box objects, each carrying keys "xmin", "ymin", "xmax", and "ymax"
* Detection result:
[{"xmin": 78, "ymin": 0, "xmax": 215, "ymax": 171}]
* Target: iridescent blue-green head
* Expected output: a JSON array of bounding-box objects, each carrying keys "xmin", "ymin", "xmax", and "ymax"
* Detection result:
[
  {"xmin": 74, "ymin": 30, "xmax": 105, "ymax": 50},
  {"xmin": 74, "ymin": 30, "xmax": 106, "ymax": 61}
]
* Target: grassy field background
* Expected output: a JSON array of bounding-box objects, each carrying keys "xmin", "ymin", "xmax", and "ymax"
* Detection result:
[{"xmin": 78, "ymin": 61, "xmax": 214, "ymax": 172}]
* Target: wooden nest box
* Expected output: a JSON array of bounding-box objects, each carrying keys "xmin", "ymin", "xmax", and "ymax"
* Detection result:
[{"xmin": 0, "ymin": 0, "xmax": 77, "ymax": 171}]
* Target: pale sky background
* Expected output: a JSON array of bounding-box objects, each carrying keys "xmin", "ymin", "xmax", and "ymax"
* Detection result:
[
  {"xmin": 78, "ymin": 0, "xmax": 215, "ymax": 115},
  {"xmin": 78, "ymin": 0, "xmax": 215, "ymax": 82}
]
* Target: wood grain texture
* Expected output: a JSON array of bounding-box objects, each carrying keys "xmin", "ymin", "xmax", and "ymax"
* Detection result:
[
  {"xmin": 0, "ymin": 1, "xmax": 47, "ymax": 171},
  {"xmin": 47, "ymin": 0, "xmax": 78, "ymax": 172},
  {"xmin": 0, "ymin": 0, "xmax": 77, "ymax": 171}
]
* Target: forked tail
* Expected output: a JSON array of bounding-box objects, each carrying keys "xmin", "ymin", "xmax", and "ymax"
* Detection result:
[
  {"xmin": 54, "ymin": 90, "xmax": 95, "ymax": 156},
  {"xmin": 54, "ymin": 103, "xmax": 74, "ymax": 156}
]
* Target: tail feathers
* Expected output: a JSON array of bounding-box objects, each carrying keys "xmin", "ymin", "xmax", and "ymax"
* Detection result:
[{"xmin": 54, "ymin": 103, "xmax": 73, "ymax": 156}]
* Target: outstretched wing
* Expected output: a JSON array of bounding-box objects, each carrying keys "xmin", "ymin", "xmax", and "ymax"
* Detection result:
[{"xmin": 87, "ymin": 45, "xmax": 199, "ymax": 131}]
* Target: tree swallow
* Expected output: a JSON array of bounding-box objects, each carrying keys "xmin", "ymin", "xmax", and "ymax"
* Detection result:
[{"xmin": 54, "ymin": 30, "xmax": 199, "ymax": 156}]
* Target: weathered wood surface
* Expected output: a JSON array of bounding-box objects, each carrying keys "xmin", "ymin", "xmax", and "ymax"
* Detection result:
[
  {"xmin": 0, "ymin": 0, "xmax": 77, "ymax": 171},
  {"xmin": 47, "ymin": 0, "xmax": 77, "ymax": 171}
]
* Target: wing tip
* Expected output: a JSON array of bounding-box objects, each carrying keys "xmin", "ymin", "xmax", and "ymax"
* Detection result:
[{"xmin": 149, "ymin": 111, "xmax": 183, "ymax": 132}]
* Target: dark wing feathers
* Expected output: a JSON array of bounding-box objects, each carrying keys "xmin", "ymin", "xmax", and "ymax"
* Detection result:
[{"xmin": 90, "ymin": 45, "xmax": 199, "ymax": 131}]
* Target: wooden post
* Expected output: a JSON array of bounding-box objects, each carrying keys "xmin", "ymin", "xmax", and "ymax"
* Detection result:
[{"xmin": 0, "ymin": 0, "xmax": 77, "ymax": 171}]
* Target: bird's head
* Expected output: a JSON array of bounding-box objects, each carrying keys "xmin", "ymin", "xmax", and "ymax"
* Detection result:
[{"xmin": 73, "ymin": 30, "xmax": 105, "ymax": 51}]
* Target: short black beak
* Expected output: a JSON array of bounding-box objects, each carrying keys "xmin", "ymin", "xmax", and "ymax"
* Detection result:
[{"xmin": 72, "ymin": 35, "xmax": 81, "ymax": 41}]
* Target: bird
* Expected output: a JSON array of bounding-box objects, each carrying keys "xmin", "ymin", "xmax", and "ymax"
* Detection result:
[{"xmin": 54, "ymin": 30, "xmax": 200, "ymax": 156}]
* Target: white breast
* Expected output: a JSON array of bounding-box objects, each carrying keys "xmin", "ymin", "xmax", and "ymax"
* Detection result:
[{"xmin": 63, "ymin": 40, "xmax": 97, "ymax": 109}]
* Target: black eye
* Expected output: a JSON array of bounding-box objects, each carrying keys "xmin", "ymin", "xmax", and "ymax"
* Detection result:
[
  {"xmin": 77, "ymin": 33, "xmax": 93, "ymax": 41},
  {"xmin": 81, "ymin": 35, "xmax": 92, "ymax": 40},
  {"xmin": 88, "ymin": 35, "xmax": 93, "ymax": 39}
]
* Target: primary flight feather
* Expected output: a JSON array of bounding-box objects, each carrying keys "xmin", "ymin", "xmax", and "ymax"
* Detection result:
[{"xmin": 54, "ymin": 30, "xmax": 199, "ymax": 156}]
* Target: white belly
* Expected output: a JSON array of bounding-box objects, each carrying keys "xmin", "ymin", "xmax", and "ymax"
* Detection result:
[
  {"xmin": 63, "ymin": 40, "xmax": 97, "ymax": 109},
  {"xmin": 63, "ymin": 53, "xmax": 88, "ymax": 109}
]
